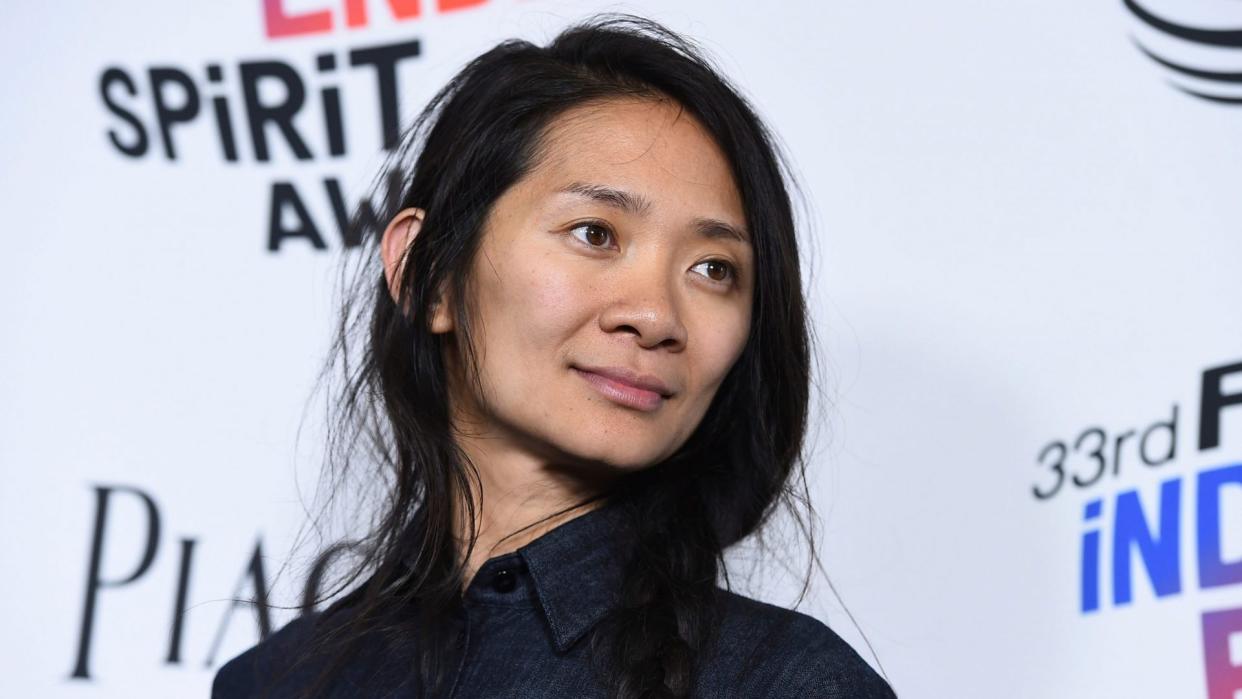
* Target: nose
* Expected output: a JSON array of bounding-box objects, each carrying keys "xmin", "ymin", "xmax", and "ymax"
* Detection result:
[{"xmin": 598, "ymin": 263, "xmax": 688, "ymax": 352}]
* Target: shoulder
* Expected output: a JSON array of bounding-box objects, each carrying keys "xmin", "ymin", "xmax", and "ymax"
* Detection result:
[
  {"xmin": 706, "ymin": 589, "xmax": 898, "ymax": 699},
  {"xmin": 213, "ymin": 605, "xmax": 417, "ymax": 698},
  {"xmin": 211, "ymin": 612, "xmax": 326, "ymax": 698}
]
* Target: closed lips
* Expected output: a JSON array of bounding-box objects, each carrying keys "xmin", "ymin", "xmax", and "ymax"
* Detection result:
[{"xmin": 572, "ymin": 366, "xmax": 673, "ymax": 396}]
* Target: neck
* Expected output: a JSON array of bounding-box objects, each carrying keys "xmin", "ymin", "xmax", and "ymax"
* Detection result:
[
  {"xmin": 449, "ymin": 418, "xmax": 612, "ymax": 590},
  {"xmin": 441, "ymin": 349, "xmax": 619, "ymax": 590}
]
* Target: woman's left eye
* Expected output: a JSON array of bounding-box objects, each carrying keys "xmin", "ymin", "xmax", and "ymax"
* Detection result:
[{"xmin": 690, "ymin": 259, "xmax": 736, "ymax": 285}]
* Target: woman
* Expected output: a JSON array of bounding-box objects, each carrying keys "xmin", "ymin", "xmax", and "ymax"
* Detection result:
[{"xmin": 214, "ymin": 13, "xmax": 896, "ymax": 699}]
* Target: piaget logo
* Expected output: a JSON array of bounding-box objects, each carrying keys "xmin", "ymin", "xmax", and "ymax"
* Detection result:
[
  {"xmin": 1030, "ymin": 360, "xmax": 1242, "ymax": 699},
  {"xmin": 68, "ymin": 484, "xmax": 354, "ymax": 681}
]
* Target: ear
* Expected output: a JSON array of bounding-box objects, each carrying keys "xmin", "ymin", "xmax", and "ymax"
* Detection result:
[{"xmin": 380, "ymin": 207, "xmax": 454, "ymax": 334}]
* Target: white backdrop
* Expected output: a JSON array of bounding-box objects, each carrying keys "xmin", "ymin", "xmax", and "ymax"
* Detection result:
[{"xmin": 3, "ymin": 1, "xmax": 1241, "ymax": 697}]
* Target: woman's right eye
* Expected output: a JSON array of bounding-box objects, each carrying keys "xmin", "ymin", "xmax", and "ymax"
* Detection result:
[{"xmin": 568, "ymin": 222, "xmax": 616, "ymax": 249}]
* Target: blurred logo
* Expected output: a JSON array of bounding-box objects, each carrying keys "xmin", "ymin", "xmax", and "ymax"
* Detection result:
[
  {"xmin": 1123, "ymin": 0, "xmax": 1242, "ymax": 105},
  {"xmin": 263, "ymin": 0, "xmax": 488, "ymax": 39}
]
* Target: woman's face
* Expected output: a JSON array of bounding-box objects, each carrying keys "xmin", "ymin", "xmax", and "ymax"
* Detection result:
[{"xmin": 424, "ymin": 97, "xmax": 752, "ymax": 472}]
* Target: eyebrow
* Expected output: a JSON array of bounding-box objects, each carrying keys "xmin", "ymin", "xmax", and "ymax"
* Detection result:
[{"xmin": 558, "ymin": 181, "xmax": 751, "ymax": 244}]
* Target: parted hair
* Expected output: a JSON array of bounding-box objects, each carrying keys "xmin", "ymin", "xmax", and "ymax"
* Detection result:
[{"xmin": 296, "ymin": 13, "xmax": 815, "ymax": 699}]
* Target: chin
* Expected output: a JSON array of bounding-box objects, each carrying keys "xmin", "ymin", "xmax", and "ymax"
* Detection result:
[{"xmin": 557, "ymin": 433, "xmax": 671, "ymax": 472}]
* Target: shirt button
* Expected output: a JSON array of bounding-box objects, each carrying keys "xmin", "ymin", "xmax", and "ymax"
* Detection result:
[{"xmin": 490, "ymin": 568, "xmax": 517, "ymax": 593}]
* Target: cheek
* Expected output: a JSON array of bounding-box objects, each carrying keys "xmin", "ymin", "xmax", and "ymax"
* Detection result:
[
  {"xmin": 528, "ymin": 256, "xmax": 585, "ymax": 326},
  {"xmin": 686, "ymin": 306, "xmax": 751, "ymax": 401},
  {"xmin": 476, "ymin": 250, "xmax": 591, "ymax": 384}
]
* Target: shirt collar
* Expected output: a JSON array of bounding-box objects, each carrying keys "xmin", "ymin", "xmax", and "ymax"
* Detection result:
[{"xmin": 517, "ymin": 499, "xmax": 633, "ymax": 652}]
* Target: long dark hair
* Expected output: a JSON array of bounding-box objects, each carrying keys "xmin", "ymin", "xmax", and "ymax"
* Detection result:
[{"xmin": 292, "ymin": 12, "xmax": 824, "ymax": 699}]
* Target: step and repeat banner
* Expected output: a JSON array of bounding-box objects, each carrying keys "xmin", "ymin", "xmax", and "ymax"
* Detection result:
[{"xmin": 2, "ymin": 1, "xmax": 1240, "ymax": 697}]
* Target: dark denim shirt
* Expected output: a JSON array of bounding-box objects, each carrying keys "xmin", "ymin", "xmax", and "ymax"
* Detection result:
[{"xmin": 213, "ymin": 502, "xmax": 897, "ymax": 698}]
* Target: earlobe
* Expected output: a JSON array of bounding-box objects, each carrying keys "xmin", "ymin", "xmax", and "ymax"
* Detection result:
[{"xmin": 429, "ymin": 286, "xmax": 454, "ymax": 334}]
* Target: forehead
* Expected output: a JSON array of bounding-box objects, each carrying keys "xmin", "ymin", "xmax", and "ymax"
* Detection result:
[{"xmin": 523, "ymin": 97, "xmax": 746, "ymax": 221}]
